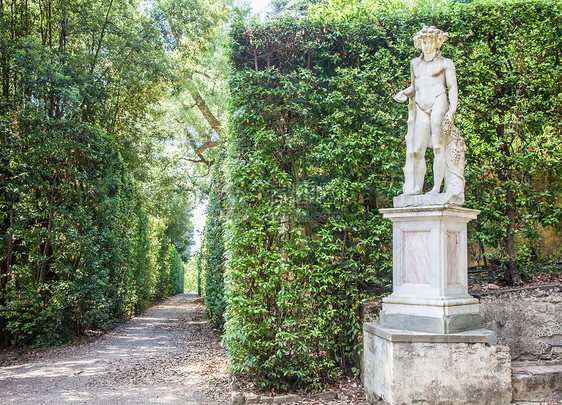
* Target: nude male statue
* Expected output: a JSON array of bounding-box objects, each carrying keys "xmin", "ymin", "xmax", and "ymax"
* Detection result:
[{"xmin": 394, "ymin": 26, "xmax": 458, "ymax": 196}]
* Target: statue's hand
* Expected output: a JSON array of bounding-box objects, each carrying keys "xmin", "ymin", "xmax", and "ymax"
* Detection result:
[
  {"xmin": 442, "ymin": 111, "xmax": 456, "ymax": 134},
  {"xmin": 394, "ymin": 91, "xmax": 407, "ymax": 103}
]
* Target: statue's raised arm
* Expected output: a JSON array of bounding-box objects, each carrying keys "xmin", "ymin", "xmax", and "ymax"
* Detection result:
[{"xmin": 393, "ymin": 26, "xmax": 465, "ymax": 207}]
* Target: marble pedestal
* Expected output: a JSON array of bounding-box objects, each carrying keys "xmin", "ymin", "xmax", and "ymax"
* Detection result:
[
  {"xmin": 378, "ymin": 204, "xmax": 481, "ymax": 333},
  {"xmin": 361, "ymin": 203, "xmax": 513, "ymax": 404},
  {"xmin": 362, "ymin": 323, "xmax": 512, "ymax": 405}
]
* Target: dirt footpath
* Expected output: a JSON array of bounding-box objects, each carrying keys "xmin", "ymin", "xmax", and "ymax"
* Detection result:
[{"xmin": 0, "ymin": 293, "xmax": 230, "ymax": 404}]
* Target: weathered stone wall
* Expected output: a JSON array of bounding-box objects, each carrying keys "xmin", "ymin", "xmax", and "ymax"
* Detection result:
[
  {"xmin": 476, "ymin": 284, "xmax": 562, "ymax": 364},
  {"xmin": 362, "ymin": 284, "xmax": 562, "ymax": 364},
  {"xmin": 538, "ymin": 227, "xmax": 562, "ymax": 258},
  {"xmin": 362, "ymin": 325, "xmax": 512, "ymax": 405}
]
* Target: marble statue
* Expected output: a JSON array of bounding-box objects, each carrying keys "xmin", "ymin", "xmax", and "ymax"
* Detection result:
[{"xmin": 394, "ymin": 26, "xmax": 465, "ymax": 204}]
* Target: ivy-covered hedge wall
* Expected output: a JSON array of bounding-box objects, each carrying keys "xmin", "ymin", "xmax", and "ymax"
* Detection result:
[
  {"xmin": 225, "ymin": 21, "xmax": 398, "ymax": 392},
  {"xmin": 0, "ymin": 113, "xmax": 185, "ymax": 347},
  {"xmin": 202, "ymin": 155, "xmax": 227, "ymax": 330},
  {"xmin": 224, "ymin": 0, "xmax": 561, "ymax": 391},
  {"xmin": 0, "ymin": 0, "xmax": 196, "ymax": 348}
]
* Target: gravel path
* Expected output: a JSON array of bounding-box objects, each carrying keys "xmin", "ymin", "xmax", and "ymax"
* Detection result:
[{"xmin": 0, "ymin": 293, "xmax": 230, "ymax": 404}]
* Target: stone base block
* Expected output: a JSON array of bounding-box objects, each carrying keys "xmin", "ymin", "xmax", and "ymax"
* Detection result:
[
  {"xmin": 363, "ymin": 323, "xmax": 512, "ymax": 405},
  {"xmin": 380, "ymin": 311, "xmax": 482, "ymax": 334},
  {"xmin": 393, "ymin": 194, "xmax": 464, "ymax": 207},
  {"xmin": 512, "ymin": 365, "xmax": 562, "ymax": 402}
]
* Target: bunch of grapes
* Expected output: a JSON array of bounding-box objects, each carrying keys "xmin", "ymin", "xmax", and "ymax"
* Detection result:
[{"xmin": 450, "ymin": 143, "xmax": 464, "ymax": 165}]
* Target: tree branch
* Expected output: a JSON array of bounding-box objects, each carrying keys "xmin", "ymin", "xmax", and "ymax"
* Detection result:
[
  {"xmin": 181, "ymin": 73, "xmax": 222, "ymax": 133},
  {"xmin": 90, "ymin": 0, "xmax": 115, "ymax": 75},
  {"xmin": 180, "ymin": 156, "xmax": 215, "ymax": 167},
  {"xmin": 195, "ymin": 141, "xmax": 220, "ymax": 154}
]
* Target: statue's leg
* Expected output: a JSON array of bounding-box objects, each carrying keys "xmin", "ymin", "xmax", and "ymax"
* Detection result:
[
  {"xmin": 429, "ymin": 95, "xmax": 448, "ymax": 194},
  {"xmin": 403, "ymin": 143, "xmax": 416, "ymax": 195},
  {"xmin": 412, "ymin": 106, "xmax": 430, "ymax": 194}
]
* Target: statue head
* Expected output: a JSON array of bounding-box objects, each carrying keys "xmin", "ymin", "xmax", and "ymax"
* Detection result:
[{"xmin": 413, "ymin": 26, "xmax": 448, "ymax": 53}]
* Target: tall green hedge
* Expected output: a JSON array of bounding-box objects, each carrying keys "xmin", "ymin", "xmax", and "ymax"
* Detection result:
[
  {"xmin": 202, "ymin": 155, "xmax": 227, "ymax": 330},
  {"xmin": 223, "ymin": 0, "xmax": 561, "ymax": 391},
  {"xmin": 225, "ymin": 21, "xmax": 397, "ymax": 391},
  {"xmin": 0, "ymin": 112, "xmax": 185, "ymax": 347},
  {"xmin": 172, "ymin": 247, "xmax": 185, "ymax": 295}
]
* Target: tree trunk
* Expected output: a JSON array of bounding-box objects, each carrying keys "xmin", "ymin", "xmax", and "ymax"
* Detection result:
[
  {"xmin": 38, "ymin": 196, "xmax": 55, "ymax": 284},
  {"xmin": 497, "ymin": 124, "xmax": 520, "ymax": 285},
  {"xmin": 504, "ymin": 187, "xmax": 520, "ymax": 285},
  {"xmin": 0, "ymin": 208, "xmax": 14, "ymax": 347},
  {"xmin": 1, "ymin": 54, "xmax": 9, "ymax": 102}
]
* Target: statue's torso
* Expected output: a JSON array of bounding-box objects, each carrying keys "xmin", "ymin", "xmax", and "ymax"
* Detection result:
[{"xmin": 412, "ymin": 56, "xmax": 451, "ymax": 113}]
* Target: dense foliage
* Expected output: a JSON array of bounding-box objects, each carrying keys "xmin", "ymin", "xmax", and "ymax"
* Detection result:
[
  {"xmin": 225, "ymin": 20, "xmax": 397, "ymax": 392},
  {"xmin": 0, "ymin": 0, "xmax": 225, "ymax": 347},
  {"xmin": 310, "ymin": 0, "xmax": 562, "ymax": 283},
  {"xmin": 222, "ymin": 0, "xmax": 561, "ymax": 391},
  {"xmin": 2, "ymin": 117, "xmax": 137, "ymax": 345},
  {"xmin": 201, "ymin": 155, "xmax": 227, "ymax": 330}
]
